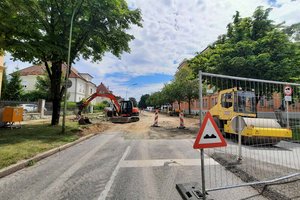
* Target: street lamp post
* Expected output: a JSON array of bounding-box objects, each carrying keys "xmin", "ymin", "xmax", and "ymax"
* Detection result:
[
  {"xmin": 62, "ymin": 7, "xmax": 77, "ymax": 133},
  {"xmin": 125, "ymin": 83, "xmax": 137, "ymax": 100}
]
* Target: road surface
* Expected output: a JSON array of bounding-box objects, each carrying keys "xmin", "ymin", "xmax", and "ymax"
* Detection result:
[{"xmin": 0, "ymin": 112, "xmax": 273, "ymax": 200}]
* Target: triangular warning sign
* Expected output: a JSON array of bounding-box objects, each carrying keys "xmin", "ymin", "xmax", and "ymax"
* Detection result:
[{"xmin": 193, "ymin": 112, "xmax": 227, "ymax": 149}]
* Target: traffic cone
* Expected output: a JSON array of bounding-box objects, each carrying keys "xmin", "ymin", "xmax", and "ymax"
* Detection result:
[
  {"xmin": 178, "ymin": 111, "xmax": 185, "ymax": 129},
  {"xmin": 152, "ymin": 109, "xmax": 159, "ymax": 127}
]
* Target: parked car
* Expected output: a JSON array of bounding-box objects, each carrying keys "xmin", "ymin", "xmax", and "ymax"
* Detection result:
[
  {"xmin": 19, "ymin": 104, "xmax": 38, "ymax": 112},
  {"xmin": 19, "ymin": 104, "xmax": 47, "ymax": 113}
]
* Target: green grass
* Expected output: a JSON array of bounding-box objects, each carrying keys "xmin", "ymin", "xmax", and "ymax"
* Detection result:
[
  {"xmin": 0, "ymin": 122, "xmax": 81, "ymax": 169},
  {"xmin": 292, "ymin": 126, "xmax": 300, "ymax": 141}
]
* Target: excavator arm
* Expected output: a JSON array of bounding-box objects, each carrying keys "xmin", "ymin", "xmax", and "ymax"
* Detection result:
[{"xmin": 78, "ymin": 92, "xmax": 121, "ymax": 115}]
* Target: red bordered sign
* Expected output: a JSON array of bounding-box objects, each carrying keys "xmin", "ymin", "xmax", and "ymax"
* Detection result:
[
  {"xmin": 284, "ymin": 85, "xmax": 292, "ymax": 96},
  {"xmin": 193, "ymin": 112, "xmax": 227, "ymax": 149}
]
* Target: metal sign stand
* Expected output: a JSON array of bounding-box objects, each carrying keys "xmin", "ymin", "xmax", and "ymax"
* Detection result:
[
  {"xmin": 199, "ymin": 71, "xmax": 206, "ymax": 200},
  {"xmin": 175, "ymin": 71, "xmax": 211, "ymax": 200},
  {"xmin": 200, "ymin": 149, "xmax": 206, "ymax": 200},
  {"xmin": 231, "ymin": 116, "xmax": 246, "ymax": 162},
  {"xmin": 286, "ymin": 100, "xmax": 289, "ymax": 128}
]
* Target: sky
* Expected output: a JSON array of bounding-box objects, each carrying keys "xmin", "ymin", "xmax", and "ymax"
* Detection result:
[{"xmin": 4, "ymin": 0, "xmax": 300, "ymax": 101}]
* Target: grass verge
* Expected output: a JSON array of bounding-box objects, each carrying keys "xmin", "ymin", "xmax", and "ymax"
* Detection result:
[
  {"xmin": 292, "ymin": 126, "xmax": 300, "ymax": 141},
  {"xmin": 0, "ymin": 121, "xmax": 82, "ymax": 170}
]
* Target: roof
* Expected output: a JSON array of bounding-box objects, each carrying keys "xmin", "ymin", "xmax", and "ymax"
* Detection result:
[
  {"xmin": 79, "ymin": 73, "xmax": 94, "ymax": 79},
  {"xmin": 96, "ymin": 82, "xmax": 110, "ymax": 94},
  {"xmin": 18, "ymin": 65, "xmax": 46, "ymax": 76},
  {"xmin": 17, "ymin": 64, "xmax": 92, "ymax": 83}
]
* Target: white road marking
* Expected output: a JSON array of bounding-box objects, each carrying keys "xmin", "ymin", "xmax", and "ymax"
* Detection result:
[
  {"xmin": 98, "ymin": 146, "xmax": 131, "ymax": 200},
  {"xmin": 37, "ymin": 134, "xmax": 115, "ymax": 200},
  {"xmin": 120, "ymin": 158, "xmax": 219, "ymax": 167}
]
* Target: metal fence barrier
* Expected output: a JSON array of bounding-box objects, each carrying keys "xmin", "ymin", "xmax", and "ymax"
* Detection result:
[{"xmin": 199, "ymin": 71, "xmax": 300, "ymax": 199}]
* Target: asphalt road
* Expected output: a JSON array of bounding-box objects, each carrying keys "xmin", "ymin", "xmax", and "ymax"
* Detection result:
[{"xmin": 0, "ymin": 131, "xmax": 269, "ymax": 200}]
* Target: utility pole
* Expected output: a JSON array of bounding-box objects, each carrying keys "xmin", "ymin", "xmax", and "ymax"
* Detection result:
[{"xmin": 62, "ymin": 6, "xmax": 78, "ymax": 133}]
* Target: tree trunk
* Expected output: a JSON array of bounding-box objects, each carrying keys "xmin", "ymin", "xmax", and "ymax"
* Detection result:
[
  {"xmin": 50, "ymin": 61, "xmax": 63, "ymax": 125},
  {"xmin": 188, "ymin": 98, "xmax": 191, "ymax": 115},
  {"xmin": 178, "ymin": 100, "xmax": 181, "ymax": 111}
]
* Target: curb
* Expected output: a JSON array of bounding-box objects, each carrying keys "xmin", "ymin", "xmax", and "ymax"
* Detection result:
[{"xmin": 0, "ymin": 132, "xmax": 98, "ymax": 179}]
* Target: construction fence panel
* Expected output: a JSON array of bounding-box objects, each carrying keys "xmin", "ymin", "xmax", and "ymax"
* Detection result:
[{"xmin": 199, "ymin": 72, "xmax": 300, "ymax": 199}]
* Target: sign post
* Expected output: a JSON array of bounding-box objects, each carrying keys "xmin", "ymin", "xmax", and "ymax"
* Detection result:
[
  {"xmin": 231, "ymin": 116, "xmax": 246, "ymax": 161},
  {"xmin": 284, "ymin": 85, "xmax": 292, "ymax": 128},
  {"xmin": 193, "ymin": 111, "xmax": 227, "ymax": 199}
]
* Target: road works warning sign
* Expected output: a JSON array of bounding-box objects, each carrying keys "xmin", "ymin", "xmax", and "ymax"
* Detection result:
[{"xmin": 193, "ymin": 112, "xmax": 227, "ymax": 149}]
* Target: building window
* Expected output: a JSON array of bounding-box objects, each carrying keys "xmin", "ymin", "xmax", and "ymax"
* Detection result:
[{"xmin": 90, "ymin": 88, "xmax": 93, "ymax": 94}]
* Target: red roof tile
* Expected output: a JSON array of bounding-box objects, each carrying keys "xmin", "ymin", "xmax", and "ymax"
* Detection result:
[
  {"xmin": 17, "ymin": 64, "xmax": 91, "ymax": 83},
  {"xmin": 18, "ymin": 65, "xmax": 46, "ymax": 76},
  {"xmin": 96, "ymin": 82, "xmax": 110, "ymax": 94}
]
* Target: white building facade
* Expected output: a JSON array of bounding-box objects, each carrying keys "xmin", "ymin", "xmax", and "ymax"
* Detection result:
[{"xmin": 17, "ymin": 64, "xmax": 102, "ymax": 104}]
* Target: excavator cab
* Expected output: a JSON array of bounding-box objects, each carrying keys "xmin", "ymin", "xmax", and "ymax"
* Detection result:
[{"xmin": 120, "ymin": 101, "xmax": 133, "ymax": 116}]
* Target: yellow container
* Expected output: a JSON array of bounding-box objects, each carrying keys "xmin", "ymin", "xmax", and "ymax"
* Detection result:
[{"xmin": 2, "ymin": 107, "xmax": 23, "ymax": 123}]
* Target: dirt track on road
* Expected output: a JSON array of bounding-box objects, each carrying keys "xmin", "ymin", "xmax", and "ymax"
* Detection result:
[{"xmin": 104, "ymin": 111, "xmax": 199, "ymax": 140}]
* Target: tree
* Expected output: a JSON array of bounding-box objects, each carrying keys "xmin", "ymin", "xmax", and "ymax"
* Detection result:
[
  {"xmin": 1, "ymin": 66, "xmax": 8, "ymax": 100},
  {"xmin": 6, "ymin": 68, "xmax": 24, "ymax": 100},
  {"xmin": 173, "ymin": 67, "xmax": 199, "ymax": 114},
  {"xmin": 129, "ymin": 97, "xmax": 137, "ymax": 107},
  {"xmin": 167, "ymin": 81, "xmax": 185, "ymax": 111},
  {"xmin": 161, "ymin": 84, "xmax": 176, "ymax": 106},
  {"xmin": 138, "ymin": 94, "xmax": 150, "ymax": 109},
  {"xmin": 35, "ymin": 75, "xmax": 52, "ymax": 101},
  {"xmin": 0, "ymin": 1, "xmax": 142, "ymax": 125},
  {"xmin": 146, "ymin": 92, "xmax": 163, "ymax": 108},
  {"xmin": 284, "ymin": 22, "xmax": 300, "ymax": 42},
  {"xmin": 189, "ymin": 7, "xmax": 300, "ymax": 82}
]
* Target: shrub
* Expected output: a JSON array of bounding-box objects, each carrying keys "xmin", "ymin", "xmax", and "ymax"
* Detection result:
[{"xmin": 94, "ymin": 102, "xmax": 110, "ymax": 111}]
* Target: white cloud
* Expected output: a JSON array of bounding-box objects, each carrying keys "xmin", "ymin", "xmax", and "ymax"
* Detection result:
[{"xmin": 4, "ymin": 0, "xmax": 300, "ymax": 100}]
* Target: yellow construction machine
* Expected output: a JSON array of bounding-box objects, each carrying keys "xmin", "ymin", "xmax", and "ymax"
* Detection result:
[{"xmin": 210, "ymin": 88, "xmax": 292, "ymax": 144}]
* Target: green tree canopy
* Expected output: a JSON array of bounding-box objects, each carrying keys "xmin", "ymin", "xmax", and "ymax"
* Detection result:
[
  {"xmin": 189, "ymin": 6, "xmax": 300, "ymax": 82},
  {"xmin": 1, "ymin": 66, "xmax": 9, "ymax": 100},
  {"xmin": 129, "ymin": 97, "xmax": 138, "ymax": 107},
  {"xmin": 0, "ymin": 0, "xmax": 142, "ymax": 125},
  {"xmin": 176, "ymin": 67, "xmax": 199, "ymax": 114},
  {"xmin": 35, "ymin": 75, "xmax": 52, "ymax": 101},
  {"xmin": 5, "ymin": 68, "xmax": 24, "ymax": 100},
  {"xmin": 138, "ymin": 94, "xmax": 150, "ymax": 109},
  {"xmin": 146, "ymin": 91, "xmax": 164, "ymax": 108}
]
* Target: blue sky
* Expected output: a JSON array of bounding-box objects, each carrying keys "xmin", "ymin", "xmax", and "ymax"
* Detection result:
[{"xmin": 4, "ymin": 0, "xmax": 300, "ymax": 101}]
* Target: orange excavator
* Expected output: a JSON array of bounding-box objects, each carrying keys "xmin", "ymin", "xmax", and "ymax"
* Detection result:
[{"xmin": 77, "ymin": 85, "xmax": 139, "ymax": 123}]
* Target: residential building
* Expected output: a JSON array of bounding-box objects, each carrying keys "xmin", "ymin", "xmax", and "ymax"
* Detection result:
[{"xmin": 17, "ymin": 64, "xmax": 105, "ymax": 103}]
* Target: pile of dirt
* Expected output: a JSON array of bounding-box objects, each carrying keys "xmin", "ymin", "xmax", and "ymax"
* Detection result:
[
  {"xmin": 119, "ymin": 111, "xmax": 200, "ymax": 139},
  {"xmin": 77, "ymin": 122, "xmax": 110, "ymax": 137},
  {"xmin": 76, "ymin": 111, "xmax": 200, "ymax": 139}
]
